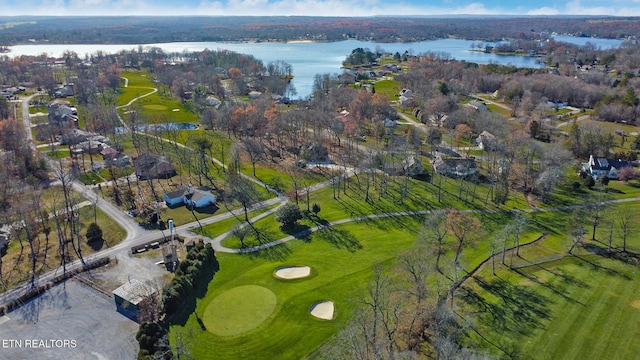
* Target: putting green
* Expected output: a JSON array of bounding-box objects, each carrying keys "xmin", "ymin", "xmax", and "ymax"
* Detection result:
[
  {"xmin": 143, "ymin": 104, "xmax": 168, "ymax": 111},
  {"xmin": 203, "ymin": 285, "xmax": 277, "ymax": 336}
]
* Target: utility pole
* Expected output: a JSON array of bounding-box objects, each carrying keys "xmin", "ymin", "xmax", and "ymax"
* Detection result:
[{"xmin": 168, "ymin": 219, "xmax": 176, "ymax": 271}]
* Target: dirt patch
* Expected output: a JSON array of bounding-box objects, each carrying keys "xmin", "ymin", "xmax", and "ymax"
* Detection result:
[{"xmin": 631, "ymin": 299, "xmax": 640, "ymax": 309}]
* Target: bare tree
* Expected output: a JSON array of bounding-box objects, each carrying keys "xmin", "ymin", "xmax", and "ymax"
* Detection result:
[
  {"xmin": 241, "ymin": 138, "xmax": 265, "ymax": 177},
  {"xmin": 617, "ymin": 210, "xmax": 634, "ymax": 253},
  {"xmin": 356, "ymin": 265, "xmax": 402, "ymax": 359},
  {"xmin": 568, "ymin": 209, "xmax": 587, "ymax": 254},
  {"xmin": 586, "ymin": 191, "xmax": 610, "ymax": 241},
  {"xmin": 420, "ymin": 211, "xmax": 449, "ymax": 273},
  {"xmin": 510, "ymin": 213, "xmax": 528, "ymax": 257},
  {"xmin": 395, "ymin": 246, "xmax": 432, "ymax": 351},
  {"xmin": 447, "ymin": 210, "xmax": 481, "ymax": 266}
]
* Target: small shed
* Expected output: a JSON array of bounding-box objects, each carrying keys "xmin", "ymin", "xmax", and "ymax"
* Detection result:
[
  {"xmin": 162, "ymin": 243, "xmax": 179, "ymax": 272},
  {"xmin": 164, "ymin": 186, "xmax": 188, "ymax": 207},
  {"xmin": 184, "ymin": 237, "xmax": 201, "ymax": 252},
  {"xmin": 112, "ymin": 279, "xmax": 156, "ymax": 320}
]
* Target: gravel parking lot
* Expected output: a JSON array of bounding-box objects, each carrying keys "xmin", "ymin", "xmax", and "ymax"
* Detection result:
[
  {"xmin": 0, "ymin": 240, "xmax": 172, "ymax": 360},
  {"xmin": 0, "ymin": 280, "xmax": 139, "ymax": 360}
]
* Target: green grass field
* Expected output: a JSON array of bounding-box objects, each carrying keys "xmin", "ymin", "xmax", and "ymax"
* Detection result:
[
  {"xmin": 459, "ymin": 254, "xmax": 640, "ymax": 360},
  {"xmin": 119, "ymin": 72, "xmax": 198, "ymax": 124},
  {"xmin": 457, "ymin": 199, "xmax": 640, "ymax": 359},
  {"xmin": 171, "ymin": 221, "xmax": 419, "ymax": 359}
]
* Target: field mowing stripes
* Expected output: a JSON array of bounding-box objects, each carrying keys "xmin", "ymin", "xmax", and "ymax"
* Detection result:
[{"xmin": 523, "ymin": 261, "xmax": 640, "ymax": 360}]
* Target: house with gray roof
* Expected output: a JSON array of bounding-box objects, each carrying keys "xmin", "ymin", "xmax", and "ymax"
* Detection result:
[
  {"xmin": 432, "ymin": 154, "xmax": 477, "ymax": 178},
  {"xmin": 112, "ymin": 279, "xmax": 156, "ymax": 321},
  {"xmin": 583, "ymin": 155, "xmax": 630, "ymax": 179},
  {"xmin": 134, "ymin": 154, "xmax": 176, "ymax": 180},
  {"xmin": 163, "ymin": 185, "xmax": 216, "ymax": 208}
]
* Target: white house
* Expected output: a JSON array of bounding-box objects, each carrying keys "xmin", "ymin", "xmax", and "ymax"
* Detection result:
[
  {"xmin": 475, "ymin": 131, "xmax": 502, "ymax": 151},
  {"xmin": 584, "ymin": 155, "xmax": 630, "ymax": 179},
  {"xmin": 184, "ymin": 187, "xmax": 217, "ymax": 209},
  {"xmin": 164, "ymin": 185, "xmax": 216, "ymax": 208}
]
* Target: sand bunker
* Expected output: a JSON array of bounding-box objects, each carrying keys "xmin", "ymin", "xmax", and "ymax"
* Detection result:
[
  {"xmin": 275, "ymin": 266, "xmax": 311, "ymax": 279},
  {"xmin": 310, "ymin": 301, "xmax": 334, "ymax": 320}
]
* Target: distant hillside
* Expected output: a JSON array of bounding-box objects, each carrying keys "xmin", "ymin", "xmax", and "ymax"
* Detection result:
[{"xmin": 0, "ymin": 16, "xmax": 638, "ymax": 46}]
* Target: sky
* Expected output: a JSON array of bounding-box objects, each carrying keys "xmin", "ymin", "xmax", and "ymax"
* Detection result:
[{"xmin": 1, "ymin": 0, "xmax": 640, "ymax": 17}]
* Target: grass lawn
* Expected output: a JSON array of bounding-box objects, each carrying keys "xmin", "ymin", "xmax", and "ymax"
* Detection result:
[
  {"xmin": 195, "ymin": 203, "xmax": 280, "ymax": 240},
  {"xmin": 171, "ymin": 220, "xmax": 419, "ymax": 360},
  {"xmin": 0, "ymin": 205, "xmax": 126, "ymax": 290},
  {"xmin": 300, "ymin": 172, "xmax": 531, "ymax": 224},
  {"xmin": 202, "ymin": 285, "xmax": 277, "ymax": 336},
  {"xmin": 119, "ymin": 71, "xmax": 198, "ymax": 124},
  {"xmin": 373, "ymin": 79, "xmax": 402, "ymax": 99},
  {"xmin": 485, "ymin": 103, "xmax": 511, "ymax": 118},
  {"xmin": 459, "ymin": 253, "xmax": 640, "ymax": 360},
  {"xmin": 456, "ymin": 199, "xmax": 640, "ymax": 359}
]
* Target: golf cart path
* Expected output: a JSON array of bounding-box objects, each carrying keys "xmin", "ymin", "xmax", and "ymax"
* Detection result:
[{"xmin": 199, "ymin": 195, "xmax": 640, "ymax": 253}]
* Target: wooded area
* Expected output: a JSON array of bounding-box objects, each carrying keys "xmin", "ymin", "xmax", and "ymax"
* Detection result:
[{"xmin": 0, "ymin": 15, "xmax": 638, "ymax": 45}]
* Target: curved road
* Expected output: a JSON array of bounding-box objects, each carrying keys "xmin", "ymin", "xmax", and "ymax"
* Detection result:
[{"xmin": 2, "ymin": 91, "xmax": 285, "ymax": 308}]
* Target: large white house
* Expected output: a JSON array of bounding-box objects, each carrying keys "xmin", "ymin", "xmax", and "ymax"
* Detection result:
[
  {"xmin": 583, "ymin": 155, "xmax": 630, "ymax": 179},
  {"xmin": 163, "ymin": 185, "xmax": 216, "ymax": 209}
]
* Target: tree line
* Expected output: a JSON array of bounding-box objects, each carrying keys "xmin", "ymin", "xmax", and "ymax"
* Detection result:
[{"xmin": 1, "ymin": 16, "xmax": 638, "ymax": 46}]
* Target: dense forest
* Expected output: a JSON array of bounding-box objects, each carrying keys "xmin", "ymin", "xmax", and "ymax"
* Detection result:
[{"xmin": 0, "ymin": 16, "xmax": 639, "ymax": 46}]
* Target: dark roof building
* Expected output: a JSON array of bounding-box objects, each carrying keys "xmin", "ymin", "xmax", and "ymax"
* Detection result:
[
  {"xmin": 133, "ymin": 154, "xmax": 176, "ymax": 180},
  {"xmin": 432, "ymin": 154, "xmax": 477, "ymax": 178}
]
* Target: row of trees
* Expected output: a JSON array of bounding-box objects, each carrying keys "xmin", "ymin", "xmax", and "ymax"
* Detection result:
[
  {"xmin": 1, "ymin": 16, "xmax": 636, "ymax": 46},
  {"xmin": 136, "ymin": 242, "xmax": 217, "ymax": 359},
  {"xmin": 160, "ymin": 242, "xmax": 217, "ymax": 316}
]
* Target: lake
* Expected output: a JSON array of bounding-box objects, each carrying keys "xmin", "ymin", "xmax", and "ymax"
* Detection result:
[
  {"xmin": 6, "ymin": 36, "xmax": 624, "ymax": 99},
  {"xmin": 551, "ymin": 35, "xmax": 625, "ymax": 49}
]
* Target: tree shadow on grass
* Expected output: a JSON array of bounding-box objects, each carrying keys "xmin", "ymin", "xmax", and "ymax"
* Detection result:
[
  {"xmin": 333, "ymin": 196, "xmax": 422, "ymax": 233},
  {"xmin": 459, "ymin": 276, "xmax": 552, "ymax": 338},
  {"xmin": 572, "ymin": 251, "xmax": 631, "ymax": 280},
  {"xmin": 246, "ymin": 242, "xmax": 292, "ymax": 262},
  {"xmin": 244, "ymin": 225, "xmax": 292, "ymax": 262},
  {"xmin": 314, "ymin": 226, "xmax": 362, "ymax": 252},
  {"xmin": 281, "ymin": 223, "xmax": 312, "ymax": 242},
  {"xmin": 514, "ymin": 255, "xmax": 588, "ymax": 290},
  {"xmin": 194, "ymin": 204, "xmax": 220, "ymax": 215},
  {"xmin": 583, "ymin": 242, "xmax": 639, "ymax": 272},
  {"xmin": 87, "ymin": 238, "xmax": 105, "ymax": 251}
]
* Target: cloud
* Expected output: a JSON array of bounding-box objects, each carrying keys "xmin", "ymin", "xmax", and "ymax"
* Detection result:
[
  {"xmin": 527, "ymin": 7, "xmax": 560, "ymax": 16},
  {"xmin": 1, "ymin": 0, "xmax": 640, "ymax": 16},
  {"xmin": 564, "ymin": 0, "xmax": 640, "ymax": 16}
]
